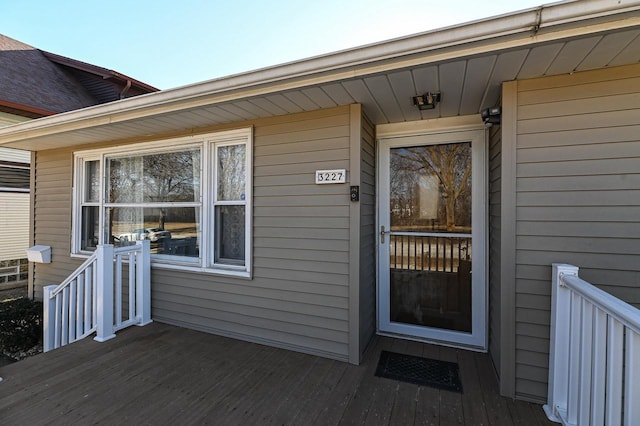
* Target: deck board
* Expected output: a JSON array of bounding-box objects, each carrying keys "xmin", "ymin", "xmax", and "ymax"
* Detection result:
[{"xmin": 0, "ymin": 323, "xmax": 553, "ymax": 425}]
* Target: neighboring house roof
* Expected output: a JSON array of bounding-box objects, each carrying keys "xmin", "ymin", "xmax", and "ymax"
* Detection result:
[
  {"xmin": 0, "ymin": 0, "xmax": 639, "ymax": 149},
  {"xmin": 0, "ymin": 34, "xmax": 158, "ymax": 119}
]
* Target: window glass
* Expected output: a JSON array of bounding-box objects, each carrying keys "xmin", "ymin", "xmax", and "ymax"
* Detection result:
[
  {"xmin": 80, "ymin": 206, "xmax": 99, "ymax": 251},
  {"xmin": 217, "ymin": 145, "xmax": 245, "ymax": 201},
  {"xmin": 215, "ymin": 205, "xmax": 245, "ymax": 263},
  {"xmin": 73, "ymin": 129, "xmax": 250, "ymax": 274},
  {"xmin": 107, "ymin": 206, "xmax": 199, "ymax": 258},
  {"xmin": 84, "ymin": 160, "xmax": 100, "ymax": 202},
  {"xmin": 108, "ymin": 149, "xmax": 200, "ymax": 203}
]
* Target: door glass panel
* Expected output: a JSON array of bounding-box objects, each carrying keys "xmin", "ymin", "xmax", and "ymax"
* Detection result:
[{"xmin": 389, "ymin": 142, "xmax": 472, "ymax": 332}]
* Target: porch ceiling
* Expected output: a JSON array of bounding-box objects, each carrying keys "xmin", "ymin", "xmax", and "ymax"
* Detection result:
[{"xmin": 1, "ymin": 1, "xmax": 639, "ymax": 151}]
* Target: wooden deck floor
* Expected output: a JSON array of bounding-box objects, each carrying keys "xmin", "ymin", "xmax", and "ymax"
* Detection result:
[{"xmin": 0, "ymin": 323, "xmax": 553, "ymax": 425}]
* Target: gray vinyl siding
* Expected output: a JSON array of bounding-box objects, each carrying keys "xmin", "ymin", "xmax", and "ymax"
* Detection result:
[
  {"xmin": 32, "ymin": 149, "xmax": 77, "ymax": 300},
  {"xmin": 156, "ymin": 107, "xmax": 353, "ymax": 360},
  {"xmin": 358, "ymin": 113, "xmax": 376, "ymax": 359},
  {"xmin": 488, "ymin": 123, "xmax": 502, "ymax": 378},
  {"xmin": 511, "ymin": 63, "xmax": 640, "ymax": 402},
  {"xmin": 32, "ymin": 106, "xmax": 355, "ymax": 361}
]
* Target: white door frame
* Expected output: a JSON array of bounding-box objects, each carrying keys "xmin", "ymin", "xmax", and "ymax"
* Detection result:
[{"xmin": 377, "ymin": 128, "xmax": 487, "ymax": 351}]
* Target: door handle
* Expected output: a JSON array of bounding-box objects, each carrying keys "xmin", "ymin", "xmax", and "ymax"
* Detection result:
[{"xmin": 380, "ymin": 226, "xmax": 389, "ymax": 244}]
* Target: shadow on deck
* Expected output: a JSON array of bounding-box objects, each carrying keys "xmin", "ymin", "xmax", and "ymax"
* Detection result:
[{"xmin": 0, "ymin": 323, "xmax": 553, "ymax": 425}]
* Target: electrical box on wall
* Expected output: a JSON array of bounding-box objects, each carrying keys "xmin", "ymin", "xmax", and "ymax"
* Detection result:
[
  {"xmin": 26, "ymin": 245, "xmax": 51, "ymax": 263},
  {"xmin": 350, "ymin": 186, "xmax": 359, "ymax": 202}
]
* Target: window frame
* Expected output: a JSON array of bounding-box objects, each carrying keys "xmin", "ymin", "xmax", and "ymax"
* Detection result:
[{"xmin": 71, "ymin": 128, "xmax": 253, "ymax": 277}]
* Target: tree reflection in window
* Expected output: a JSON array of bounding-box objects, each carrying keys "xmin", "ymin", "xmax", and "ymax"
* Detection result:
[
  {"xmin": 217, "ymin": 145, "xmax": 245, "ymax": 201},
  {"xmin": 108, "ymin": 150, "xmax": 200, "ymax": 204},
  {"xmin": 391, "ymin": 142, "xmax": 471, "ymax": 232},
  {"xmin": 106, "ymin": 149, "xmax": 201, "ymax": 254}
]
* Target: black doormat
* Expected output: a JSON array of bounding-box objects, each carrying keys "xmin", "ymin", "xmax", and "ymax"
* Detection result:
[{"xmin": 375, "ymin": 351, "xmax": 463, "ymax": 393}]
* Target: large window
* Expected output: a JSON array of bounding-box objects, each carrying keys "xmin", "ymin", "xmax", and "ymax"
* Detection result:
[{"xmin": 72, "ymin": 129, "xmax": 252, "ymax": 276}]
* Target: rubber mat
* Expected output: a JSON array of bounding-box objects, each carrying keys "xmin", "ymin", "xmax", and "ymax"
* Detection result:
[{"xmin": 375, "ymin": 350, "xmax": 463, "ymax": 393}]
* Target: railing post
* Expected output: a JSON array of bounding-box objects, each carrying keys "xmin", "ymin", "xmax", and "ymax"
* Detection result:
[
  {"xmin": 136, "ymin": 240, "xmax": 152, "ymax": 326},
  {"xmin": 43, "ymin": 285, "xmax": 57, "ymax": 352},
  {"xmin": 94, "ymin": 244, "xmax": 116, "ymax": 342},
  {"xmin": 544, "ymin": 263, "xmax": 579, "ymax": 423}
]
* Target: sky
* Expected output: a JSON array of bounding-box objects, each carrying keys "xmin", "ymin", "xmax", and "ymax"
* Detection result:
[{"xmin": 2, "ymin": 0, "xmax": 547, "ymax": 90}]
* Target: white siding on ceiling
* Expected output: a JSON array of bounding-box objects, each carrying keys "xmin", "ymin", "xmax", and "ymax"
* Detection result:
[{"xmin": 6, "ymin": 27, "xmax": 640, "ymax": 150}]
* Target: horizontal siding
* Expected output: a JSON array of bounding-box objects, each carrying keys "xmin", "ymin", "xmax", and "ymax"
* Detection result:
[
  {"xmin": 155, "ymin": 107, "xmax": 353, "ymax": 360},
  {"xmin": 0, "ymin": 192, "xmax": 30, "ymax": 261},
  {"xmin": 3, "ymin": 151, "xmax": 30, "ymax": 164},
  {"xmin": 0, "ymin": 113, "xmax": 29, "ymax": 129},
  {"xmin": 513, "ymin": 63, "xmax": 640, "ymax": 402},
  {"xmin": 488, "ymin": 123, "xmax": 502, "ymax": 377},
  {"xmin": 32, "ymin": 149, "xmax": 81, "ymax": 299},
  {"xmin": 358, "ymin": 113, "xmax": 376, "ymax": 359},
  {"xmin": 32, "ymin": 107, "xmax": 355, "ymax": 361}
]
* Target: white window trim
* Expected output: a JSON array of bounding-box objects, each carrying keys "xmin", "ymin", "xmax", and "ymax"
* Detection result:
[{"xmin": 71, "ymin": 128, "xmax": 253, "ymax": 278}]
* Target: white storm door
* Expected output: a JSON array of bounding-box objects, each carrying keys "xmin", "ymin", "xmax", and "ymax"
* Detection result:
[{"xmin": 377, "ymin": 130, "xmax": 486, "ymax": 350}]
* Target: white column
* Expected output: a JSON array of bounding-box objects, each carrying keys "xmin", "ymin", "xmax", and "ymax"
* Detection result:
[
  {"xmin": 94, "ymin": 244, "xmax": 116, "ymax": 342},
  {"xmin": 136, "ymin": 240, "xmax": 152, "ymax": 326},
  {"xmin": 544, "ymin": 263, "xmax": 579, "ymax": 423},
  {"xmin": 42, "ymin": 285, "xmax": 57, "ymax": 352}
]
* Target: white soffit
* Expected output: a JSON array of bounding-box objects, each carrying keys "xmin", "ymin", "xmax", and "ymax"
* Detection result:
[{"xmin": 1, "ymin": 0, "xmax": 639, "ymax": 150}]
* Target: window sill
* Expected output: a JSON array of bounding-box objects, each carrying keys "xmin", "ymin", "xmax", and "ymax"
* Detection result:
[
  {"xmin": 70, "ymin": 252, "xmax": 251, "ymax": 279},
  {"xmin": 154, "ymin": 262, "xmax": 252, "ymax": 279}
]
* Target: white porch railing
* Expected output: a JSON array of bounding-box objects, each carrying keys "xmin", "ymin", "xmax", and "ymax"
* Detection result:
[
  {"xmin": 544, "ymin": 263, "xmax": 640, "ymax": 426},
  {"xmin": 43, "ymin": 241, "xmax": 151, "ymax": 352}
]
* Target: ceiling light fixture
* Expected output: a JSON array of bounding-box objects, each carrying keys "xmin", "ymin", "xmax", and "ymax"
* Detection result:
[
  {"xmin": 481, "ymin": 106, "xmax": 501, "ymax": 127},
  {"xmin": 412, "ymin": 92, "xmax": 441, "ymax": 110}
]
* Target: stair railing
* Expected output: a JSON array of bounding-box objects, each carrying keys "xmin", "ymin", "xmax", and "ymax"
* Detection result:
[
  {"xmin": 544, "ymin": 263, "xmax": 640, "ymax": 425},
  {"xmin": 43, "ymin": 240, "xmax": 151, "ymax": 352}
]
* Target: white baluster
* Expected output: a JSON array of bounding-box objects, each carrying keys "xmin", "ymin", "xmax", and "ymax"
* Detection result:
[
  {"xmin": 567, "ymin": 292, "xmax": 581, "ymax": 425},
  {"xmin": 591, "ymin": 307, "xmax": 606, "ymax": 425},
  {"xmin": 115, "ymin": 253, "xmax": 122, "ymax": 327},
  {"xmin": 606, "ymin": 318, "xmax": 623, "ymax": 425},
  {"xmin": 129, "ymin": 251, "xmax": 135, "ymax": 322},
  {"xmin": 577, "ymin": 299, "xmax": 593, "ymax": 425},
  {"xmin": 54, "ymin": 293, "xmax": 61, "ymax": 349},
  {"xmin": 76, "ymin": 275, "xmax": 84, "ymax": 337},
  {"xmin": 624, "ymin": 330, "xmax": 640, "ymax": 426},
  {"xmin": 69, "ymin": 280, "xmax": 76, "ymax": 343},
  {"xmin": 86, "ymin": 264, "xmax": 93, "ymax": 330}
]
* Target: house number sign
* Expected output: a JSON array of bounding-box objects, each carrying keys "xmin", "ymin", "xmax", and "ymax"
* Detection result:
[{"xmin": 315, "ymin": 169, "xmax": 346, "ymax": 184}]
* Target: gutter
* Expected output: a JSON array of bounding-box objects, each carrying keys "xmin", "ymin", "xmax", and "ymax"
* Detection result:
[
  {"xmin": 119, "ymin": 79, "xmax": 132, "ymax": 99},
  {"xmin": 0, "ymin": 0, "xmax": 639, "ymax": 145},
  {"xmin": 0, "ymin": 100, "xmax": 56, "ymax": 119}
]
